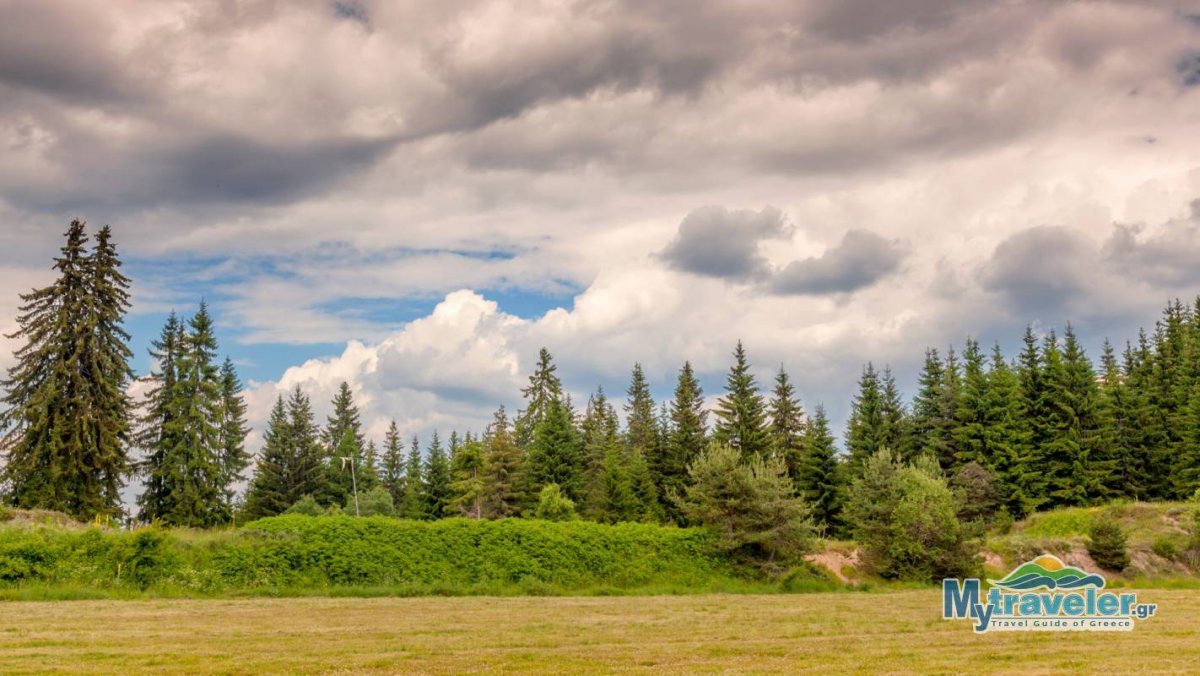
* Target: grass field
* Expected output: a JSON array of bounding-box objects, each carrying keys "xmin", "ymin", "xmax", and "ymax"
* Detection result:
[{"xmin": 3, "ymin": 590, "xmax": 1199, "ymax": 674}]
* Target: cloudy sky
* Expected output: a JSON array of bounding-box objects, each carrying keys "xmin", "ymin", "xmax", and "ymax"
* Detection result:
[{"xmin": 2, "ymin": 0, "xmax": 1200, "ymax": 450}]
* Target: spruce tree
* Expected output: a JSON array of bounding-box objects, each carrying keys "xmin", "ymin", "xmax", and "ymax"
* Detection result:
[
  {"xmin": 450, "ymin": 438, "xmax": 486, "ymax": 518},
  {"xmin": 953, "ymin": 338, "xmax": 989, "ymax": 467},
  {"xmin": 423, "ymin": 431, "xmax": 452, "ymax": 518},
  {"xmin": 624, "ymin": 363, "xmax": 659, "ymax": 479},
  {"xmin": 879, "ymin": 367, "xmax": 907, "ymax": 452},
  {"xmin": 845, "ymin": 362, "xmax": 885, "ymax": 476},
  {"xmin": 244, "ymin": 387, "xmax": 327, "ymax": 518},
  {"xmin": 157, "ymin": 303, "xmax": 226, "ymax": 527},
  {"xmin": 399, "ymin": 435, "xmax": 426, "ymax": 519},
  {"xmin": 905, "ymin": 348, "xmax": 945, "ymax": 462},
  {"xmin": 525, "ymin": 397, "xmax": 583, "ymax": 502},
  {"xmin": 381, "ymin": 420, "xmax": 405, "ymax": 505},
  {"xmin": 767, "ymin": 366, "xmax": 805, "ymax": 482},
  {"xmin": 663, "ymin": 361, "xmax": 707, "ymax": 520},
  {"xmin": 713, "ymin": 341, "xmax": 770, "ymax": 459},
  {"xmin": 2, "ymin": 222, "xmax": 134, "ymax": 519},
  {"xmin": 935, "ymin": 346, "xmax": 963, "ymax": 471},
  {"xmin": 580, "ymin": 388, "xmax": 620, "ymax": 517},
  {"xmin": 797, "ymin": 405, "xmax": 843, "ymax": 535},
  {"xmin": 481, "ymin": 406, "xmax": 523, "ymax": 518},
  {"xmin": 324, "ymin": 382, "xmax": 365, "ymax": 506},
  {"xmin": 515, "ymin": 348, "xmax": 563, "ymax": 449},
  {"xmin": 983, "ymin": 344, "xmax": 1041, "ymax": 517},
  {"xmin": 137, "ymin": 312, "xmax": 185, "ymax": 522},
  {"xmin": 596, "ymin": 444, "xmax": 638, "ymax": 523},
  {"xmin": 217, "ymin": 358, "xmax": 250, "ymax": 515},
  {"xmin": 243, "ymin": 397, "xmax": 292, "ymax": 519}
]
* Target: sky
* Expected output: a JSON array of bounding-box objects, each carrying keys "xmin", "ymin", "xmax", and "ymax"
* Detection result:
[{"xmin": 2, "ymin": 0, "xmax": 1200, "ymax": 453}]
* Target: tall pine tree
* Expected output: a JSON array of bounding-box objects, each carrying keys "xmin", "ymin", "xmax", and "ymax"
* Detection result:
[{"xmin": 713, "ymin": 341, "xmax": 770, "ymax": 459}]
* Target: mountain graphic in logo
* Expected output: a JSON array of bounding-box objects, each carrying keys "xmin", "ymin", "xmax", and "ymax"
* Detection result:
[{"xmin": 988, "ymin": 554, "xmax": 1106, "ymax": 591}]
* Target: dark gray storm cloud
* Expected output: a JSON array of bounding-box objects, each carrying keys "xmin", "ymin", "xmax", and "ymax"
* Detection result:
[
  {"xmin": 1103, "ymin": 199, "xmax": 1200, "ymax": 285},
  {"xmin": 979, "ymin": 225, "xmax": 1094, "ymax": 317},
  {"xmin": 659, "ymin": 205, "xmax": 790, "ymax": 280},
  {"xmin": 1, "ymin": 0, "xmax": 1196, "ymax": 224},
  {"xmin": 772, "ymin": 230, "xmax": 904, "ymax": 295}
]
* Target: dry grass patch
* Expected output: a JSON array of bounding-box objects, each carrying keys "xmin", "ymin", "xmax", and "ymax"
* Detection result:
[{"xmin": 2, "ymin": 591, "xmax": 1199, "ymax": 674}]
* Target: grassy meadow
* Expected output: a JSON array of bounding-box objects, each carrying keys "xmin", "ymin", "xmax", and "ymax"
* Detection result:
[{"xmin": 2, "ymin": 590, "xmax": 1199, "ymax": 674}]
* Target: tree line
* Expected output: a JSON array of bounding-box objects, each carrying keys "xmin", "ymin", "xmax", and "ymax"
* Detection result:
[{"xmin": 3, "ymin": 224, "xmax": 1200, "ymax": 537}]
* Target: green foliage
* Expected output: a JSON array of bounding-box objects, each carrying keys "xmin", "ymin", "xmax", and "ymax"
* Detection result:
[
  {"xmin": 1, "ymin": 222, "xmax": 133, "ymax": 520},
  {"xmin": 664, "ymin": 362, "xmax": 707, "ymax": 522},
  {"xmin": 846, "ymin": 449, "xmax": 977, "ymax": 582},
  {"xmin": 525, "ymin": 398, "xmax": 582, "ymax": 502},
  {"xmin": 796, "ymin": 406, "xmax": 843, "ymax": 536},
  {"xmin": 534, "ymin": 484, "xmax": 578, "ymax": 521},
  {"xmin": 1151, "ymin": 535, "xmax": 1181, "ymax": 562},
  {"xmin": 767, "ymin": 366, "xmax": 805, "ymax": 483},
  {"xmin": 398, "ymin": 436, "xmax": 426, "ymax": 520},
  {"xmin": 355, "ymin": 486, "xmax": 395, "ymax": 517},
  {"xmin": 285, "ymin": 495, "xmax": 323, "ymax": 517},
  {"xmin": 712, "ymin": 342, "xmax": 771, "ymax": 460},
  {"xmin": 0, "ymin": 517, "xmax": 737, "ymax": 596},
  {"xmin": 1087, "ymin": 516, "xmax": 1130, "ymax": 571},
  {"xmin": 481, "ymin": 407, "xmax": 523, "ymax": 518},
  {"xmin": 514, "ymin": 347, "xmax": 563, "ymax": 449},
  {"xmin": 676, "ymin": 443, "xmax": 815, "ymax": 569},
  {"xmin": 244, "ymin": 388, "xmax": 327, "ymax": 520},
  {"xmin": 846, "ymin": 363, "xmax": 885, "ymax": 474},
  {"xmin": 423, "ymin": 432, "xmax": 452, "ymax": 519}
]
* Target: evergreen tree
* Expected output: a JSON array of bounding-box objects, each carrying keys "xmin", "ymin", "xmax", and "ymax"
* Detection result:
[
  {"xmin": 713, "ymin": 341, "xmax": 770, "ymax": 459},
  {"xmin": 381, "ymin": 421, "xmax": 405, "ymax": 505},
  {"xmin": 905, "ymin": 349, "xmax": 945, "ymax": 462},
  {"xmin": 450, "ymin": 438, "xmax": 486, "ymax": 518},
  {"xmin": 244, "ymin": 387, "xmax": 327, "ymax": 518},
  {"xmin": 596, "ymin": 444, "xmax": 638, "ymax": 523},
  {"xmin": 324, "ymin": 382, "xmax": 365, "ymax": 506},
  {"xmin": 797, "ymin": 405, "xmax": 843, "ymax": 535},
  {"xmin": 243, "ymin": 397, "xmax": 292, "ymax": 519},
  {"xmin": 1, "ymin": 222, "xmax": 134, "ymax": 519},
  {"xmin": 935, "ymin": 346, "xmax": 963, "ymax": 470},
  {"xmin": 423, "ymin": 431, "xmax": 452, "ymax": 518},
  {"xmin": 767, "ymin": 366, "xmax": 805, "ymax": 481},
  {"xmin": 399, "ymin": 435, "xmax": 426, "ymax": 519},
  {"xmin": 525, "ymin": 397, "xmax": 582, "ymax": 502},
  {"xmin": 1042, "ymin": 326, "xmax": 1108, "ymax": 505},
  {"xmin": 624, "ymin": 363, "xmax": 659, "ymax": 478},
  {"xmin": 580, "ymin": 388, "xmax": 620, "ymax": 517},
  {"xmin": 515, "ymin": 348, "xmax": 563, "ymax": 449},
  {"xmin": 879, "ymin": 367, "xmax": 907, "ymax": 452},
  {"xmin": 953, "ymin": 338, "xmax": 989, "ymax": 467},
  {"xmin": 663, "ymin": 361, "xmax": 707, "ymax": 521},
  {"xmin": 216, "ymin": 358, "xmax": 250, "ymax": 515},
  {"xmin": 983, "ymin": 344, "xmax": 1041, "ymax": 517},
  {"xmin": 137, "ymin": 312, "xmax": 185, "ymax": 522},
  {"xmin": 846, "ymin": 362, "xmax": 885, "ymax": 476},
  {"xmin": 481, "ymin": 406, "xmax": 523, "ymax": 518},
  {"xmin": 157, "ymin": 303, "xmax": 226, "ymax": 527}
]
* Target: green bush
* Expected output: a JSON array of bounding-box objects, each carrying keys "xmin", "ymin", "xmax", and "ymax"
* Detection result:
[
  {"xmin": 534, "ymin": 484, "xmax": 577, "ymax": 522},
  {"xmin": 354, "ymin": 486, "xmax": 395, "ymax": 517},
  {"xmin": 846, "ymin": 450, "xmax": 977, "ymax": 582},
  {"xmin": 0, "ymin": 516, "xmax": 740, "ymax": 596},
  {"xmin": 1151, "ymin": 536, "xmax": 1181, "ymax": 562},
  {"xmin": 1087, "ymin": 516, "xmax": 1130, "ymax": 572},
  {"xmin": 285, "ymin": 495, "xmax": 323, "ymax": 517},
  {"xmin": 0, "ymin": 506, "xmax": 11, "ymax": 522}
]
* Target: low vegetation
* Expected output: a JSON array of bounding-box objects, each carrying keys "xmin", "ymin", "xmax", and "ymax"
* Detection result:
[
  {"xmin": 0, "ymin": 514, "xmax": 762, "ymax": 599},
  {"xmin": 3, "ymin": 591, "xmax": 1200, "ymax": 674}
]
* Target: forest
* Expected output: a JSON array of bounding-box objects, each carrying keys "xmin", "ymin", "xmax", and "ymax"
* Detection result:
[{"xmin": 4, "ymin": 223, "xmax": 1200, "ymax": 582}]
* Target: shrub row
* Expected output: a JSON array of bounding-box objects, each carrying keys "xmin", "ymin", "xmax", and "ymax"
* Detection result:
[{"xmin": 0, "ymin": 516, "xmax": 734, "ymax": 596}]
